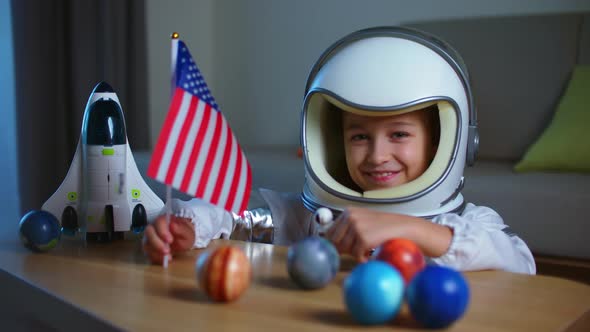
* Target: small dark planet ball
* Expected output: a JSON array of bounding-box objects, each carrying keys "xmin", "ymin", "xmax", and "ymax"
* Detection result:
[
  {"xmin": 287, "ymin": 235, "xmax": 340, "ymax": 289},
  {"xmin": 19, "ymin": 210, "xmax": 61, "ymax": 252},
  {"xmin": 406, "ymin": 265, "xmax": 470, "ymax": 328}
]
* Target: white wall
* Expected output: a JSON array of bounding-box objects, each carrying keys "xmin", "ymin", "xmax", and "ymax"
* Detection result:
[
  {"xmin": 146, "ymin": 0, "xmax": 215, "ymax": 147},
  {"xmin": 147, "ymin": 0, "xmax": 590, "ymax": 149}
]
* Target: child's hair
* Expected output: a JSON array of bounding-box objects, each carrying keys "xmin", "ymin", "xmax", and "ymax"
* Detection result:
[{"xmin": 423, "ymin": 104, "xmax": 441, "ymax": 151}]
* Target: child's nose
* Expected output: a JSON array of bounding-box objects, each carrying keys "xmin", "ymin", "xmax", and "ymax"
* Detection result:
[{"xmin": 367, "ymin": 138, "xmax": 392, "ymax": 165}]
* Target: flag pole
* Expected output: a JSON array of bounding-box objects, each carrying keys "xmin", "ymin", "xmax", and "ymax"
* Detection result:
[{"xmin": 163, "ymin": 32, "xmax": 180, "ymax": 269}]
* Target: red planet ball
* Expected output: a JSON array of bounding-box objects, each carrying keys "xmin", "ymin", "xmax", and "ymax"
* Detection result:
[
  {"xmin": 196, "ymin": 246, "xmax": 252, "ymax": 302},
  {"xmin": 375, "ymin": 238, "xmax": 426, "ymax": 284}
]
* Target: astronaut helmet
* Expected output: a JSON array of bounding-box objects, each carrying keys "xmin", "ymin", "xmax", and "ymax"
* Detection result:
[{"xmin": 300, "ymin": 26, "xmax": 479, "ymax": 218}]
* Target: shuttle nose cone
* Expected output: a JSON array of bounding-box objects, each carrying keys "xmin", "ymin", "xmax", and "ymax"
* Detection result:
[
  {"xmin": 83, "ymin": 81, "xmax": 126, "ymax": 145},
  {"xmin": 93, "ymin": 81, "xmax": 114, "ymax": 93}
]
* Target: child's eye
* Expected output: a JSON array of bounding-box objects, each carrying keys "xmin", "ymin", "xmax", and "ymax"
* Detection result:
[
  {"xmin": 391, "ymin": 132, "xmax": 409, "ymax": 139},
  {"xmin": 351, "ymin": 134, "xmax": 368, "ymax": 141}
]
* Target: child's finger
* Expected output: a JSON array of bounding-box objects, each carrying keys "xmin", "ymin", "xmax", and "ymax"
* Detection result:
[
  {"xmin": 326, "ymin": 209, "xmax": 349, "ymax": 237},
  {"xmin": 351, "ymin": 238, "xmax": 369, "ymax": 262},
  {"xmin": 142, "ymin": 226, "xmax": 170, "ymax": 263},
  {"xmin": 326, "ymin": 217, "xmax": 349, "ymax": 246},
  {"xmin": 154, "ymin": 216, "xmax": 173, "ymax": 244},
  {"xmin": 170, "ymin": 217, "xmax": 194, "ymax": 239},
  {"xmin": 143, "ymin": 226, "xmax": 170, "ymax": 254},
  {"xmin": 170, "ymin": 238, "xmax": 192, "ymax": 253},
  {"xmin": 169, "ymin": 224, "xmax": 191, "ymax": 251},
  {"xmin": 169, "ymin": 218, "xmax": 195, "ymax": 252},
  {"xmin": 343, "ymin": 226, "xmax": 359, "ymax": 253}
]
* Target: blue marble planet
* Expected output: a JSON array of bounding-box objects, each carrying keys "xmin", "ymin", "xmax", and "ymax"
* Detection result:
[
  {"xmin": 343, "ymin": 261, "xmax": 405, "ymax": 325},
  {"xmin": 406, "ymin": 265, "xmax": 470, "ymax": 328},
  {"xmin": 19, "ymin": 210, "xmax": 61, "ymax": 252},
  {"xmin": 287, "ymin": 236, "xmax": 340, "ymax": 289}
]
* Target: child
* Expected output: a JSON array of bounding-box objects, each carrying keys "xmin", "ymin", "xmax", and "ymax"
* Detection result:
[{"xmin": 143, "ymin": 26, "xmax": 536, "ymax": 274}]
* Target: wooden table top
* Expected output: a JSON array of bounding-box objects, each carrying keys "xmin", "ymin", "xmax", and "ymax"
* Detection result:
[{"xmin": 1, "ymin": 230, "xmax": 590, "ymax": 332}]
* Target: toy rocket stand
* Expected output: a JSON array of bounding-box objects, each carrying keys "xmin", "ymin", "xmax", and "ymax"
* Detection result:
[{"xmin": 42, "ymin": 82, "xmax": 164, "ymax": 245}]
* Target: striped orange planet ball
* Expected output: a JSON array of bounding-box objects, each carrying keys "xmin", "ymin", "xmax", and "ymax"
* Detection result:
[{"xmin": 196, "ymin": 246, "xmax": 252, "ymax": 302}]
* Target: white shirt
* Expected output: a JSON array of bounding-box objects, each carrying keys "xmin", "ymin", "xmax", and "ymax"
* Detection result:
[{"xmin": 430, "ymin": 203, "xmax": 536, "ymax": 274}]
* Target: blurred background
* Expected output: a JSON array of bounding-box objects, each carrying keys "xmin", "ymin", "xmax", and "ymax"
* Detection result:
[{"xmin": 2, "ymin": 0, "xmax": 589, "ymax": 218}]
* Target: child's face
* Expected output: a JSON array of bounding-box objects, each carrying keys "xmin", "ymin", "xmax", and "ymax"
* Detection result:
[{"xmin": 342, "ymin": 110, "xmax": 436, "ymax": 191}]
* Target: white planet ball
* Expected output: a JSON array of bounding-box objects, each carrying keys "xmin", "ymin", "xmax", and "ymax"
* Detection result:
[{"xmin": 314, "ymin": 207, "xmax": 333, "ymax": 225}]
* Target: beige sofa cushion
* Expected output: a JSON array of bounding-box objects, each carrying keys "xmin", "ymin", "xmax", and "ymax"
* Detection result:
[{"xmin": 464, "ymin": 161, "xmax": 590, "ymax": 259}]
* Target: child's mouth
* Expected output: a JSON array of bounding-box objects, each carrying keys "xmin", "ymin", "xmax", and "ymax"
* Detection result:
[{"xmin": 364, "ymin": 171, "xmax": 400, "ymax": 183}]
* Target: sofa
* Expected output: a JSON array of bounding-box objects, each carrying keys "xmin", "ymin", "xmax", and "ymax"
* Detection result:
[
  {"xmin": 136, "ymin": 13, "xmax": 590, "ymax": 279},
  {"xmin": 405, "ymin": 13, "xmax": 590, "ymax": 262}
]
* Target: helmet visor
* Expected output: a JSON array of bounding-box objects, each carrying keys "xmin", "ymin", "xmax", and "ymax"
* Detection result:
[{"xmin": 303, "ymin": 93, "xmax": 459, "ymax": 202}]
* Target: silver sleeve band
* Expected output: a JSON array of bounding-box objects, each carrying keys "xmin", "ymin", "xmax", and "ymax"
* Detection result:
[{"xmin": 230, "ymin": 207, "xmax": 274, "ymax": 244}]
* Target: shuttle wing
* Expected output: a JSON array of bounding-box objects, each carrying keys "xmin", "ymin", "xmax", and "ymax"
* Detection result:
[
  {"xmin": 42, "ymin": 141, "xmax": 82, "ymax": 221},
  {"xmin": 126, "ymin": 144, "xmax": 164, "ymax": 223}
]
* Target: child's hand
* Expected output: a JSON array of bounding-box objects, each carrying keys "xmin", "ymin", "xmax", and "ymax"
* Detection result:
[
  {"xmin": 142, "ymin": 215, "xmax": 196, "ymax": 264},
  {"xmin": 325, "ymin": 207, "xmax": 412, "ymax": 262},
  {"xmin": 325, "ymin": 207, "xmax": 453, "ymax": 261}
]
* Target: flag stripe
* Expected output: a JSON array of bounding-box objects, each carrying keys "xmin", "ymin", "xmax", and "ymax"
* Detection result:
[
  {"xmin": 186, "ymin": 105, "xmax": 218, "ymax": 195},
  {"xmin": 147, "ymin": 89, "xmax": 184, "ymax": 178},
  {"xmin": 210, "ymin": 121, "xmax": 234, "ymax": 205},
  {"xmin": 203, "ymin": 116, "xmax": 229, "ymax": 201},
  {"xmin": 215, "ymin": 136, "xmax": 238, "ymax": 208},
  {"xmin": 165, "ymin": 95, "xmax": 199, "ymax": 184},
  {"xmin": 196, "ymin": 111, "xmax": 224, "ymax": 198},
  {"xmin": 239, "ymin": 161, "xmax": 252, "ymax": 213},
  {"xmin": 155, "ymin": 92, "xmax": 193, "ymax": 181},
  {"xmin": 180, "ymin": 102, "xmax": 212, "ymax": 193},
  {"xmin": 225, "ymin": 147, "xmax": 243, "ymax": 212},
  {"xmin": 172, "ymin": 100, "xmax": 206, "ymax": 189},
  {"xmin": 231, "ymin": 149, "xmax": 250, "ymax": 213}
]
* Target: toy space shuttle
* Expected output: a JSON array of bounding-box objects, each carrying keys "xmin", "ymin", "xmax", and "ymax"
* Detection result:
[{"xmin": 42, "ymin": 82, "xmax": 164, "ymax": 242}]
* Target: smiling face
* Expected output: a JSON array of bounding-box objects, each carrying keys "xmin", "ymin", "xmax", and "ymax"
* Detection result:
[{"xmin": 342, "ymin": 109, "xmax": 437, "ymax": 191}]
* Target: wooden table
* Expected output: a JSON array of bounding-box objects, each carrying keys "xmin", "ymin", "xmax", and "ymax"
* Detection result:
[{"xmin": 1, "ymin": 228, "xmax": 589, "ymax": 332}]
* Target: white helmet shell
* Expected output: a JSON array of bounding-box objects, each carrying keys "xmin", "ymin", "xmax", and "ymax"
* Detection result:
[{"xmin": 301, "ymin": 27, "xmax": 478, "ymax": 218}]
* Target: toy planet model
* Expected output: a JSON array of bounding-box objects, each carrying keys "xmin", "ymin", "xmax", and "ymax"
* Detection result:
[
  {"xmin": 19, "ymin": 210, "xmax": 61, "ymax": 252},
  {"xmin": 196, "ymin": 246, "xmax": 252, "ymax": 302}
]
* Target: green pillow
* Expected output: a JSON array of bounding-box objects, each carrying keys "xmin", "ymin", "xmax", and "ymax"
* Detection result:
[{"xmin": 514, "ymin": 65, "xmax": 590, "ymax": 173}]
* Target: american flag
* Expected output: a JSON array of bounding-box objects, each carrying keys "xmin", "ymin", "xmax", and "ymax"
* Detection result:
[{"xmin": 148, "ymin": 40, "xmax": 251, "ymax": 214}]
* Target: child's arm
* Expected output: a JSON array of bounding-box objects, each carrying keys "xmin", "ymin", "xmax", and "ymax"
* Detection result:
[
  {"xmin": 324, "ymin": 204, "xmax": 535, "ymax": 274},
  {"xmin": 142, "ymin": 188, "xmax": 314, "ymax": 264},
  {"xmin": 429, "ymin": 203, "xmax": 536, "ymax": 274},
  {"xmin": 324, "ymin": 207, "xmax": 453, "ymax": 261},
  {"xmin": 156, "ymin": 198, "xmax": 275, "ymax": 247},
  {"xmin": 142, "ymin": 189, "xmax": 284, "ymax": 256}
]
